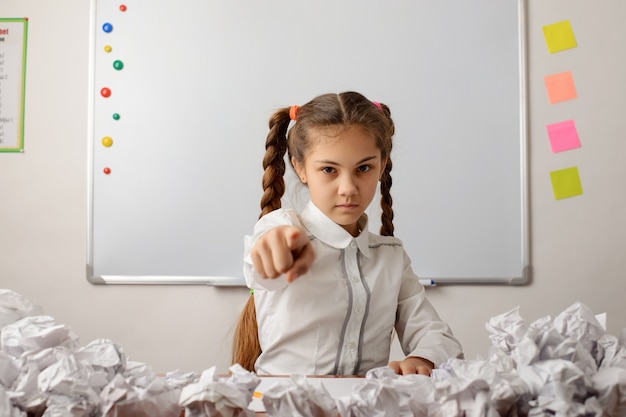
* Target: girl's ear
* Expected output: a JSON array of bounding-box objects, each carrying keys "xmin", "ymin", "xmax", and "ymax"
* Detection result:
[{"xmin": 291, "ymin": 156, "xmax": 307, "ymax": 184}]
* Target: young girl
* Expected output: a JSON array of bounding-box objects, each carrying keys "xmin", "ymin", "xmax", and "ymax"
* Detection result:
[{"xmin": 233, "ymin": 91, "xmax": 463, "ymax": 376}]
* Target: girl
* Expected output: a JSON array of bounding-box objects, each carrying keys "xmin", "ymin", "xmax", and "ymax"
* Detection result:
[{"xmin": 233, "ymin": 91, "xmax": 463, "ymax": 376}]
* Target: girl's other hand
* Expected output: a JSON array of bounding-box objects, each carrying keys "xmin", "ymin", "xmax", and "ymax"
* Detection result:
[
  {"xmin": 388, "ymin": 356, "xmax": 434, "ymax": 376},
  {"xmin": 250, "ymin": 226, "xmax": 315, "ymax": 283}
]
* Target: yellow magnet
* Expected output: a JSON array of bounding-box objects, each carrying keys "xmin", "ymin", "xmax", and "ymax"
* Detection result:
[{"xmin": 101, "ymin": 136, "xmax": 113, "ymax": 147}]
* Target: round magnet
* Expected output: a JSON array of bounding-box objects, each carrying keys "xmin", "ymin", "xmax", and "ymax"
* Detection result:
[
  {"xmin": 102, "ymin": 23, "xmax": 113, "ymax": 33},
  {"xmin": 101, "ymin": 136, "xmax": 113, "ymax": 147},
  {"xmin": 112, "ymin": 113, "xmax": 120, "ymax": 120},
  {"xmin": 104, "ymin": 167, "xmax": 112, "ymax": 175},
  {"xmin": 100, "ymin": 87, "xmax": 111, "ymax": 98},
  {"xmin": 104, "ymin": 45, "xmax": 112, "ymax": 53},
  {"xmin": 113, "ymin": 60, "xmax": 124, "ymax": 70},
  {"xmin": 120, "ymin": 4, "xmax": 127, "ymax": 12}
]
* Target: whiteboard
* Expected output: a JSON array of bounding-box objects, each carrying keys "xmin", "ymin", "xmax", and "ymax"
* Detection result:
[{"xmin": 87, "ymin": 0, "xmax": 530, "ymax": 285}]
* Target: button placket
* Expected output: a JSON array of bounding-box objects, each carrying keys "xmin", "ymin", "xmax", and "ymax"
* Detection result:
[{"xmin": 337, "ymin": 241, "xmax": 367, "ymax": 374}]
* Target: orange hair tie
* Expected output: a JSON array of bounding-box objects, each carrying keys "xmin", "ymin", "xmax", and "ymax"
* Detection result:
[{"xmin": 289, "ymin": 105, "xmax": 299, "ymax": 121}]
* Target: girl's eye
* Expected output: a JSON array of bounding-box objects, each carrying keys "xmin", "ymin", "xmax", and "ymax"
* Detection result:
[
  {"xmin": 358, "ymin": 165, "xmax": 371, "ymax": 173},
  {"xmin": 322, "ymin": 167, "xmax": 335, "ymax": 174}
]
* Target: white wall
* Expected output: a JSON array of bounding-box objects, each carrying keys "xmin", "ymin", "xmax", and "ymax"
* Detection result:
[{"xmin": 1, "ymin": 0, "xmax": 625, "ymax": 374}]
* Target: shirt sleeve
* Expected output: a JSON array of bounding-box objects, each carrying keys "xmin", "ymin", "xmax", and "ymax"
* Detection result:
[
  {"xmin": 243, "ymin": 208, "xmax": 303, "ymax": 291},
  {"xmin": 394, "ymin": 250, "xmax": 464, "ymax": 367}
]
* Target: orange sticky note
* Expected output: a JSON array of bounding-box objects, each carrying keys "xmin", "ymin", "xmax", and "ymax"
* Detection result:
[
  {"xmin": 543, "ymin": 20, "xmax": 577, "ymax": 53},
  {"xmin": 544, "ymin": 71, "xmax": 577, "ymax": 104},
  {"xmin": 550, "ymin": 166, "xmax": 583, "ymax": 200}
]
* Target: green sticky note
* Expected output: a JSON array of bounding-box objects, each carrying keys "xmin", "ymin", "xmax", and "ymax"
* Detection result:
[
  {"xmin": 550, "ymin": 166, "xmax": 583, "ymax": 200},
  {"xmin": 543, "ymin": 20, "xmax": 577, "ymax": 53}
]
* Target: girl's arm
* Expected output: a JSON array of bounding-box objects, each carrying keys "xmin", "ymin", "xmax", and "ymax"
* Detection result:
[{"xmin": 394, "ymin": 251, "xmax": 464, "ymax": 369}]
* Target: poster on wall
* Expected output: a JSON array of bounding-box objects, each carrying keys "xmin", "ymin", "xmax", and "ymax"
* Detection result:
[{"xmin": 0, "ymin": 18, "xmax": 28, "ymax": 153}]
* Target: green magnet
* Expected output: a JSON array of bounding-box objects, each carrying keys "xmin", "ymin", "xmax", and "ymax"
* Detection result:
[
  {"xmin": 113, "ymin": 60, "xmax": 124, "ymax": 70},
  {"xmin": 112, "ymin": 113, "xmax": 120, "ymax": 120}
]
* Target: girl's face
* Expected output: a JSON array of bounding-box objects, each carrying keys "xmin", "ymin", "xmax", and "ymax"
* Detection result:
[{"xmin": 292, "ymin": 124, "xmax": 386, "ymax": 236}]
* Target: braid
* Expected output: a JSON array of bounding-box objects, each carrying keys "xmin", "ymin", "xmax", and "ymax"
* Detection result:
[
  {"xmin": 379, "ymin": 158, "xmax": 394, "ymax": 237},
  {"xmin": 232, "ymin": 108, "xmax": 291, "ymax": 372},
  {"xmin": 259, "ymin": 109, "xmax": 290, "ymax": 218}
]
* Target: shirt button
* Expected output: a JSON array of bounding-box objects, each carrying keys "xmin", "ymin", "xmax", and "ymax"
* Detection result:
[
  {"xmin": 351, "ymin": 276, "xmax": 359, "ymax": 283},
  {"xmin": 354, "ymin": 306, "xmax": 362, "ymax": 314},
  {"xmin": 350, "ymin": 241, "xmax": 357, "ymax": 248},
  {"xmin": 347, "ymin": 342, "xmax": 356, "ymax": 350}
]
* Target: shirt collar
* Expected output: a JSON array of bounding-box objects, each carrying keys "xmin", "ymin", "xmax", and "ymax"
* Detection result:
[{"xmin": 300, "ymin": 201, "xmax": 371, "ymax": 257}]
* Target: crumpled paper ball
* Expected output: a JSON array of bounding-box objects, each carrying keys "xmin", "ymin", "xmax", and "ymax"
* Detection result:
[
  {"xmin": 178, "ymin": 364, "xmax": 259, "ymax": 417},
  {"xmin": 261, "ymin": 373, "xmax": 337, "ymax": 417},
  {"xmin": 0, "ymin": 289, "xmax": 42, "ymax": 329},
  {"xmin": 100, "ymin": 371, "xmax": 182, "ymax": 417},
  {"xmin": 336, "ymin": 367, "xmax": 434, "ymax": 417}
]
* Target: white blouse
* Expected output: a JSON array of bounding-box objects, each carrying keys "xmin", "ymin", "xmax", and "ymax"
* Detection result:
[{"xmin": 243, "ymin": 201, "xmax": 463, "ymax": 375}]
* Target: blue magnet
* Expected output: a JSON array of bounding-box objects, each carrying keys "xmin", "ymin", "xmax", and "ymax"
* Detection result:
[{"xmin": 102, "ymin": 22, "xmax": 113, "ymax": 33}]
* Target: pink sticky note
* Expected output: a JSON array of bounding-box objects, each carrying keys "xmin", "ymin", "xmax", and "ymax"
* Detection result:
[
  {"xmin": 546, "ymin": 120, "xmax": 581, "ymax": 153},
  {"xmin": 544, "ymin": 71, "xmax": 578, "ymax": 103}
]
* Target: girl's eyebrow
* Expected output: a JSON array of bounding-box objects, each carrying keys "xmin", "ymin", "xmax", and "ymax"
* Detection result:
[{"xmin": 314, "ymin": 155, "xmax": 378, "ymax": 165}]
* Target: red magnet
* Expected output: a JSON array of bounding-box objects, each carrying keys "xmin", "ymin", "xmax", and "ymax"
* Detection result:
[
  {"xmin": 103, "ymin": 167, "xmax": 111, "ymax": 175},
  {"xmin": 100, "ymin": 87, "xmax": 111, "ymax": 98},
  {"xmin": 120, "ymin": 4, "xmax": 127, "ymax": 12}
]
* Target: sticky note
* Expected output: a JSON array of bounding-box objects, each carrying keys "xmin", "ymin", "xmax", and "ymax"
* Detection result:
[
  {"xmin": 542, "ymin": 20, "xmax": 577, "ymax": 53},
  {"xmin": 550, "ymin": 166, "xmax": 583, "ymax": 200},
  {"xmin": 546, "ymin": 120, "xmax": 581, "ymax": 153},
  {"xmin": 544, "ymin": 71, "xmax": 577, "ymax": 104}
]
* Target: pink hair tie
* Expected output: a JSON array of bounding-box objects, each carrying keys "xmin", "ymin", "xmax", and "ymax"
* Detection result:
[
  {"xmin": 289, "ymin": 105, "xmax": 299, "ymax": 121},
  {"xmin": 372, "ymin": 101, "xmax": 382, "ymax": 111}
]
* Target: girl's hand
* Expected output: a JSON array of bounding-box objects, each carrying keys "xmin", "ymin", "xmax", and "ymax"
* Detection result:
[
  {"xmin": 388, "ymin": 356, "xmax": 434, "ymax": 376},
  {"xmin": 250, "ymin": 226, "xmax": 315, "ymax": 283}
]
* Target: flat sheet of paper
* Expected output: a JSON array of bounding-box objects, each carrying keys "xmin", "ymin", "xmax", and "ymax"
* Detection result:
[
  {"xmin": 542, "ymin": 20, "xmax": 577, "ymax": 53},
  {"xmin": 544, "ymin": 71, "xmax": 578, "ymax": 104},
  {"xmin": 550, "ymin": 166, "xmax": 583, "ymax": 200},
  {"xmin": 546, "ymin": 120, "xmax": 581, "ymax": 153},
  {"xmin": 249, "ymin": 377, "xmax": 362, "ymax": 412}
]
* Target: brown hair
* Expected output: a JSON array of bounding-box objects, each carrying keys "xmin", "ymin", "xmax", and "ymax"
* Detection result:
[{"xmin": 232, "ymin": 92, "xmax": 396, "ymax": 371}]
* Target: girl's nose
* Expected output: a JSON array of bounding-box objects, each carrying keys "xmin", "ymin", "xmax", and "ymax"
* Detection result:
[{"xmin": 338, "ymin": 175, "xmax": 358, "ymax": 196}]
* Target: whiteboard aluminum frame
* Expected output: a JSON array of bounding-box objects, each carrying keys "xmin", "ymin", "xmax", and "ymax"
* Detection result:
[{"xmin": 86, "ymin": 0, "xmax": 530, "ymax": 286}]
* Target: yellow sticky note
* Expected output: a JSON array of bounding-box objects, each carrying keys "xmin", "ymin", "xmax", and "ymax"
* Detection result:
[
  {"xmin": 544, "ymin": 71, "xmax": 577, "ymax": 104},
  {"xmin": 543, "ymin": 20, "xmax": 577, "ymax": 53},
  {"xmin": 550, "ymin": 166, "xmax": 583, "ymax": 200}
]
